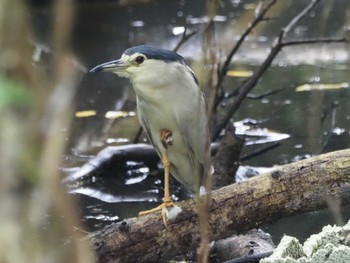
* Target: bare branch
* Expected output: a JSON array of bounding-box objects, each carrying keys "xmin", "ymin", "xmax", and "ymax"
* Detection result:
[
  {"xmin": 213, "ymin": 0, "xmax": 278, "ymax": 123},
  {"xmin": 246, "ymin": 88, "xmax": 285, "ymax": 99},
  {"xmin": 282, "ymin": 0, "xmax": 321, "ymax": 38},
  {"xmin": 212, "ymin": 0, "xmax": 347, "ymax": 140},
  {"xmin": 173, "ymin": 26, "xmax": 198, "ymax": 52},
  {"xmin": 321, "ymin": 101, "xmax": 339, "ymax": 153},
  {"xmin": 281, "ymin": 37, "xmax": 347, "ymax": 47},
  {"xmin": 240, "ymin": 142, "xmax": 280, "ymax": 162},
  {"xmin": 213, "ymin": 38, "xmax": 282, "ymax": 139},
  {"xmin": 216, "ymin": 0, "xmax": 278, "ymax": 94}
]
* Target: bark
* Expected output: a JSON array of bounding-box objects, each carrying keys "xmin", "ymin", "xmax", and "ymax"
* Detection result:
[
  {"xmin": 87, "ymin": 149, "xmax": 350, "ymax": 263},
  {"xmin": 210, "ymin": 229, "xmax": 274, "ymax": 262},
  {"xmin": 212, "ymin": 123, "xmax": 244, "ymax": 189}
]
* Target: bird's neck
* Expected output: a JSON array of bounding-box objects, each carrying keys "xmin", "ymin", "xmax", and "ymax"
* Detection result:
[{"xmin": 131, "ymin": 79, "xmax": 170, "ymax": 105}]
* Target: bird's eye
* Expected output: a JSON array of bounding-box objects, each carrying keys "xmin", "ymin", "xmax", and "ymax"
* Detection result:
[{"xmin": 135, "ymin": 56, "xmax": 145, "ymax": 64}]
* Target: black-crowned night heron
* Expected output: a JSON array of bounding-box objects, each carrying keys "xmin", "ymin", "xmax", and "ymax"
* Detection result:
[{"xmin": 90, "ymin": 45, "xmax": 211, "ymax": 225}]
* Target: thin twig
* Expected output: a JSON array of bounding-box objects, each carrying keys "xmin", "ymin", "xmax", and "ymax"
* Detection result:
[
  {"xmin": 240, "ymin": 142, "xmax": 280, "ymax": 162},
  {"xmin": 321, "ymin": 101, "xmax": 339, "ymax": 153},
  {"xmin": 173, "ymin": 26, "xmax": 198, "ymax": 52},
  {"xmin": 246, "ymin": 88, "xmax": 285, "ymax": 99},
  {"xmin": 281, "ymin": 0, "xmax": 321, "ymax": 38},
  {"xmin": 281, "ymin": 37, "xmax": 347, "ymax": 47},
  {"xmin": 133, "ymin": 126, "xmax": 144, "ymax": 144}
]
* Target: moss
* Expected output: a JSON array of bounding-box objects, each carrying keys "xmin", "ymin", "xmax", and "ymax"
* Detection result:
[{"xmin": 261, "ymin": 220, "xmax": 350, "ymax": 263}]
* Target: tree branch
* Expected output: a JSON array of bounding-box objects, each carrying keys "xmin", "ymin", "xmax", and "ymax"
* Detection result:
[
  {"xmin": 87, "ymin": 148, "xmax": 350, "ymax": 263},
  {"xmin": 215, "ymin": 0, "xmax": 278, "ymax": 108},
  {"xmin": 212, "ymin": 0, "xmax": 347, "ymax": 140},
  {"xmin": 173, "ymin": 26, "xmax": 198, "ymax": 52},
  {"xmin": 281, "ymin": 0, "xmax": 321, "ymax": 38},
  {"xmin": 281, "ymin": 37, "xmax": 347, "ymax": 47},
  {"xmin": 217, "ymin": 0, "xmax": 278, "ymax": 91}
]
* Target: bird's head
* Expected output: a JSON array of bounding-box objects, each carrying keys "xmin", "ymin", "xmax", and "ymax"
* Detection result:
[{"xmin": 90, "ymin": 45, "xmax": 187, "ymax": 81}]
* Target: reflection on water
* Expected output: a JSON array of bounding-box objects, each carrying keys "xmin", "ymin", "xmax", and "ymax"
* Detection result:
[
  {"xmin": 234, "ymin": 119, "xmax": 290, "ymax": 145},
  {"xmin": 70, "ymin": 187, "xmax": 158, "ymax": 203},
  {"xmin": 30, "ymin": 0, "xmax": 350, "ymax": 238}
]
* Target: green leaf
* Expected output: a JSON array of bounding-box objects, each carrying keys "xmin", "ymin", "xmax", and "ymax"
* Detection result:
[{"xmin": 0, "ymin": 76, "xmax": 30, "ymax": 108}]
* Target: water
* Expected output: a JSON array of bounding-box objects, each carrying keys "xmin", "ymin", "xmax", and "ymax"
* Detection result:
[{"xmin": 31, "ymin": 0, "xmax": 350, "ymax": 242}]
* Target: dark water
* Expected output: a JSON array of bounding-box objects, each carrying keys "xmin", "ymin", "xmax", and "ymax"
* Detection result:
[{"xmin": 31, "ymin": 0, "xmax": 350, "ymax": 243}]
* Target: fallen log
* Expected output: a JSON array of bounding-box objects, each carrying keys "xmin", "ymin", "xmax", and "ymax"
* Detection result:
[{"xmin": 87, "ymin": 149, "xmax": 350, "ymax": 263}]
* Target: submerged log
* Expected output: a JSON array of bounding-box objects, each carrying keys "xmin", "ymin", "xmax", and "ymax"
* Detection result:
[
  {"xmin": 87, "ymin": 149, "xmax": 350, "ymax": 263},
  {"xmin": 64, "ymin": 143, "xmax": 220, "ymax": 182}
]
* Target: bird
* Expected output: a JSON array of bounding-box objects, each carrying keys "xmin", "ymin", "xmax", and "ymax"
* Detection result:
[{"xmin": 90, "ymin": 45, "xmax": 211, "ymax": 225}]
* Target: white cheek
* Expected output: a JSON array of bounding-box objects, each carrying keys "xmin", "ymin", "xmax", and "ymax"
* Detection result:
[
  {"xmin": 114, "ymin": 71, "xmax": 130, "ymax": 78},
  {"xmin": 127, "ymin": 66, "xmax": 148, "ymax": 83}
]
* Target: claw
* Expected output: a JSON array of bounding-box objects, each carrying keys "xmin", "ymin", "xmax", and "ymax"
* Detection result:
[{"xmin": 138, "ymin": 201, "xmax": 176, "ymax": 226}]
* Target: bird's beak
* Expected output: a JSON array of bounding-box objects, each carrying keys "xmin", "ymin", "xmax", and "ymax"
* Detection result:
[{"xmin": 89, "ymin": 59, "xmax": 128, "ymax": 73}]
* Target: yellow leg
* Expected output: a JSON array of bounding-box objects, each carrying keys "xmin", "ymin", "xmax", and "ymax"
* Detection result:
[
  {"xmin": 163, "ymin": 153, "xmax": 171, "ymax": 203},
  {"xmin": 138, "ymin": 152, "xmax": 175, "ymax": 225},
  {"xmin": 138, "ymin": 128, "xmax": 175, "ymax": 226}
]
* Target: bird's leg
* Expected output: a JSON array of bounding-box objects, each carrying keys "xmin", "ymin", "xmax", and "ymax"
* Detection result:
[
  {"xmin": 162, "ymin": 153, "xmax": 171, "ymax": 204},
  {"xmin": 138, "ymin": 128, "xmax": 176, "ymax": 226},
  {"xmin": 160, "ymin": 128, "xmax": 174, "ymax": 204}
]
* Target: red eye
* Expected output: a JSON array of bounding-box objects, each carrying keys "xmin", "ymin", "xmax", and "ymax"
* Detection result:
[{"xmin": 135, "ymin": 56, "xmax": 145, "ymax": 64}]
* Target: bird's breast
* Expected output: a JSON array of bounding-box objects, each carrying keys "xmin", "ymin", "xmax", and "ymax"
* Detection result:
[{"xmin": 137, "ymin": 97, "xmax": 178, "ymax": 131}]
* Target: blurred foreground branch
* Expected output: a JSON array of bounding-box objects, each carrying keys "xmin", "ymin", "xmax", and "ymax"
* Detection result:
[
  {"xmin": 0, "ymin": 0, "xmax": 93, "ymax": 262},
  {"xmin": 87, "ymin": 148, "xmax": 350, "ymax": 263}
]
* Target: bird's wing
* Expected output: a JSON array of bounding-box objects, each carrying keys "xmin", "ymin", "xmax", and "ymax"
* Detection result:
[
  {"xmin": 176, "ymin": 94, "xmax": 210, "ymax": 189},
  {"xmin": 138, "ymin": 113, "xmax": 162, "ymax": 155}
]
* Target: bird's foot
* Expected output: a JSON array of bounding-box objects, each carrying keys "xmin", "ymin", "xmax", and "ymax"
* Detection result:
[{"xmin": 139, "ymin": 201, "xmax": 181, "ymax": 226}]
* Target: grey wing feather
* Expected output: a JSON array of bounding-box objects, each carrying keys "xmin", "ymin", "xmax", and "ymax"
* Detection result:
[
  {"xmin": 139, "ymin": 115, "xmax": 161, "ymax": 156},
  {"xmin": 176, "ymin": 94, "xmax": 210, "ymax": 189}
]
